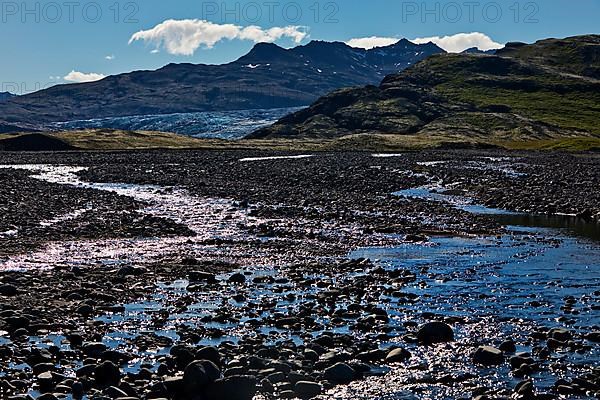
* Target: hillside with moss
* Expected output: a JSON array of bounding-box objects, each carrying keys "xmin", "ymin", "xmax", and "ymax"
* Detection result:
[{"xmin": 250, "ymin": 35, "xmax": 600, "ymax": 142}]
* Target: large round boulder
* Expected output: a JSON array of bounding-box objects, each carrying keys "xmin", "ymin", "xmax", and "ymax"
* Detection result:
[
  {"xmin": 417, "ymin": 322, "xmax": 454, "ymax": 344},
  {"xmin": 183, "ymin": 360, "xmax": 221, "ymax": 393}
]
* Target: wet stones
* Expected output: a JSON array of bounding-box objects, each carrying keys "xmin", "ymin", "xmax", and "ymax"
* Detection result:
[
  {"xmin": 170, "ymin": 345, "xmax": 196, "ymax": 369},
  {"xmin": 514, "ymin": 379, "xmax": 534, "ymax": 397},
  {"xmin": 196, "ymin": 346, "xmax": 222, "ymax": 367},
  {"xmin": 228, "ymin": 272, "xmax": 246, "ymax": 284},
  {"xmin": 416, "ymin": 321, "xmax": 454, "ymax": 344},
  {"xmin": 5, "ymin": 315, "xmax": 29, "ymax": 332},
  {"xmin": 548, "ymin": 327, "xmax": 572, "ymax": 342},
  {"xmin": 473, "ymin": 346, "xmax": 504, "ymax": 366},
  {"xmin": 499, "ymin": 339, "xmax": 516, "ymax": 353},
  {"xmin": 404, "ymin": 233, "xmax": 429, "ymax": 243},
  {"xmin": 0, "ymin": 284, "xmax": 17, "ymax": 296},
  {"xmin": 509, "ymin": 353, "xmax": 538, "ymax": 377},
  {"xmin": 189, "ymin": 270, "xmax": 217, "ymax": 283},
  {"xmin": 183, "ymin": 360, "xmax": 221, "ymax": 393},
  {"xmin": 294, "ymin": 381, "xmax": 322, "ymax": 398},
  {"xmin": 323, "ymin": 362, "xmax": 356, "ymax": 384},
  {"xmin": 116, "ymin": 265, "xmax": 146, "ymax": 277},
  {"xmin": 585, "ymin": 331, "xmax": 600, "ymax": 343},
  {"xmin": 385, "ymin": 348, "xmax": 411, "ymax": 363},
  {"xmin": 204, "ymin": 375, "xmax": 257, "ymax": 400},
  {"xmin": 94, "ymin": 360, "xmax": 121, "ymax": 386},
  {"xmin": 82, "ymin": 342, "xmax": 107, "ymax": 357},
  {"xmin": 37, "ymin": 371, "xmax": 54, "ymax": 391},
  {"xmin": 76, "ymin": 304, "xmax": 94, "ymax": 316}
]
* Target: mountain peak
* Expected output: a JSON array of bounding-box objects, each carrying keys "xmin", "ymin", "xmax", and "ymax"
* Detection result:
[
  {"xmin": 238, "ymin": 42, "xmax": 289, "ymax": 61},
  {"xmin": 248, "ymin": 42, "xmax": 287, "ymax": 55},
  {"xmin": 251, "ymin": 42, "xmax": 285, "ymax": 51},
  {"xmin": 0, "ymin": 91, "xmax": 16, "ymax": 102},
  {"xmin": 0, "ymin": 37, "xmax": 446, "ymax": 129},
  {"xmin": 304, "ymin": 40, "xmax": 350, "ymax": 48},
  {"xmin": 373, "ymin": 39, "xmax": 445, "ymax": 54}
]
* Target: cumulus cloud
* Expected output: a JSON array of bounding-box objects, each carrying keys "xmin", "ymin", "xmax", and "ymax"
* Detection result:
[
  {"xmin": 105, "ymin": 55, "xmax": 115, "ymax": 60},
  {"xmin": 128, "ymin": 19, "xmax": 308, "ymax": 56},
  {"xmin": 346, "ymin": 36, "xmax": 399, "ymax": 49},
  {"xmin": 411, "ymin": 32, "xmax": 503, "ymax": 53},
  {"xmin": 63, "ymin": 70, "xmax": 106, "ymax": 83}
]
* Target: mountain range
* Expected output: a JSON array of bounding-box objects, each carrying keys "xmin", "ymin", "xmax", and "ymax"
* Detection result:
[
  {"xmin": 251, "ymin": 35, "xmax": 600, "ymax": 143},
  {"xmin": 0, "ymin": 39, "xmax": 444, "ymax": 133}
]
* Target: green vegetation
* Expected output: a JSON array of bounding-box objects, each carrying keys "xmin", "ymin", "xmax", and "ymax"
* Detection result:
[
  {"xmin": 2, "ymin": 130, "xmax": 600, "ymax": 152},
  {"xmin": 254, "ymin": 35, "xmax": 600, "ymax": 146},
  {"xmin": 52, "ymin": 129, "xmax": 213, "ymax": 150},
  {"xmin": 500, "ymin": 137, "xmax": 600, "ymax": 151},
  {"xmin": 436, "ymin": 80, "xmax": 600, "ymax": 135}
]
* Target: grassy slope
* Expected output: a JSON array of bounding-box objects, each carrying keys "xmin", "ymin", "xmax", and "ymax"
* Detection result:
[
  {"xmin": 52, "ymin": 130, "xmax": 214, "ymax": 150},
  {"xmin": 402, "ymin": 51, "xmax": 600, "ymax": 135},
  {"xmin": 3, "ymin": 130, "xmax": 600, "ymax": 152},
  {"xmin": 253, "ymin": 35, "xmax": 600, "ymax": 144}
]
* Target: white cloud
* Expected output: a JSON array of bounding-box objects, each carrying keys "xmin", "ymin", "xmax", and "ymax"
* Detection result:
[
  {"xmin": 150, "ymin": 49, "xmax": 160, "ymax": 54},
  {"xmin": 105, "ymin": 55, "xmax": 115, "ymax": 60},
  {"xmin": 63, "ymin": 70, "xmax": 106, "ymax": 83},
  {"xmin": 128, "ymin": 19, "xmax": 308, "ymax": 56},
  {"xmin": 411, "ymin": 32, "xmax": 503, "ymax": 53},
  {"xmin": 346, "ymin": 36, "xmax": 399, "ymax": 49}
]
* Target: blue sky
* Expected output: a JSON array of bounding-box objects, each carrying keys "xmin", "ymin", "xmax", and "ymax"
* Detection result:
[{"xmin": 2, "ymin": 0, "xmax": 599, "ymax": 93}]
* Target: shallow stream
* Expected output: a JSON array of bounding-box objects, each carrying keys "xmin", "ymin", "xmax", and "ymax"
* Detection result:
[{"xmin": 0, "ymin": 163, "xmax": 598, "ymax": 399}]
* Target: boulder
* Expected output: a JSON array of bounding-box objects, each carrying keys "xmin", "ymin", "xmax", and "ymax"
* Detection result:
[
  {"xmin": 196, "ymin": 346, "xmax": 221, "ymax": 366},
  {"xmin": 473, "ymin": 346, "xmax": 504, "ymax": 366},
  {"xmin": 294, "ymin": 381, "xmax": 322, "ymax": 398},
  {"xmin": 228, "ymin": 273, "xmax": 246, "ymax": 284},
  {"xmin": 548, "ymin": 328, "xmax": 572, "ymax": 342},
  {"xmin": 385, "ymin": 348, "xmax": 411, "ymax": 363},
  {"xmin": 183, "ymin": 360, "xmax": 221, "ymax": 393},
  {"xmin": 324, "ymin": 362, "xmax": 355, "ymax": 384},
  {"xmin": 94, "ymin": 361, "xmax": 121, "ymax": 386},
  {"xmin": 0, "ymin": 284, "xmax": 17, "ymax": 296},
  {"xmin": 417, "ymin": 322, "xmax": 454, "ymax": 344},
  {"xmin": 203, "ymin": 375, "xmax": 257, "ymax": 400}
]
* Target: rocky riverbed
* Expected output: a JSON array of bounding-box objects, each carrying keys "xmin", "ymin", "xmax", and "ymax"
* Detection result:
[{"xmin": 0, "ymin": 149, "xmax": 599, "ymax": 400}]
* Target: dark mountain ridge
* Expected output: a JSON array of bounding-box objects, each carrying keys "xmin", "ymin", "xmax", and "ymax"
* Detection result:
[
  {"xmin": 0, "ymin": 39, "xmax": 444, "ymax": 132},
  {"xmin": 0, "ymin": 92, "xmax": 15, "ymax": 102}
]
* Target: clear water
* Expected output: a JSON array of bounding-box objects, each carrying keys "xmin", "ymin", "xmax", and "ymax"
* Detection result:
[
  {"xmin": 395, "ymin": 186, "xmax": 600, "ymax": 241},
  {"xmin": 1, "ymin": 162, "xmax": 598, "ymax": 399}
]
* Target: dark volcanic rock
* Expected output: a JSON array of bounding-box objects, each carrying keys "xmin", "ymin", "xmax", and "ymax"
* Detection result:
[
  {"xmin": 94, "ymin": 360, "xmax": 121, "ymax": 386},
  {"xmin": 385, "ymin": 347, "xmax": 411, "ymax": 363},
  {"xmin": 473, "ymin": 346, "xmax": 504, "ymax": 366},
  {"xmin": 203, "ymin": 375, "xmax": 257, "ymax": 400},
  {"xmin": 294, "ymin": 381, "xmax": 322, "ymax": 398},
  {"xmin": 417, "ymin": 322, "xmax": 455, "ymax": 344},
  {"xmin": 183, "ymin": 360, "xmax": 221, "ymax": 392},
  {"xmin": 324, "ymin": 362, "xmax": 356, "ymax": 384},
  {"xmin": 0, "ymin": 284, "xmax": 18, "ymax": 296}
]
